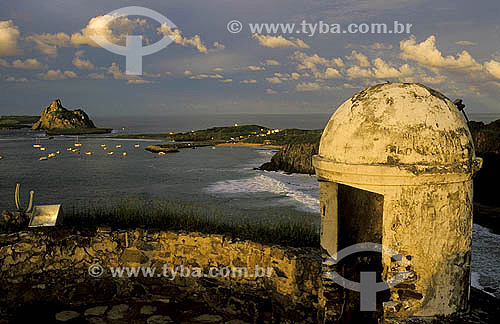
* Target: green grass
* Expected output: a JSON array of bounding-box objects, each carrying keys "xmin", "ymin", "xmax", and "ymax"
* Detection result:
[
  {"xmin": 0, "ymin": 115, "xmax": 39, "ymax": 128},
  {"xmin": 62, "ymin": 198, "xmax": 320, "ymax": 248}
]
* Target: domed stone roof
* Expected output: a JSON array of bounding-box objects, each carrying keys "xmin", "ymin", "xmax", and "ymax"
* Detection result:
[{"xmin": 318, "ymin": 83, "xmax": 475, "ymax": 171}]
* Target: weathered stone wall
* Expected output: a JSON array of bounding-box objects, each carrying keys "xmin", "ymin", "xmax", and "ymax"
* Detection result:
[{"xmin": 0, "ymin": 228, "xmax": 322, "ymax": 323}]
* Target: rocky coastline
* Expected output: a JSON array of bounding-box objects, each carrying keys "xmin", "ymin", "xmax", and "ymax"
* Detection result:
[
  {"xmin": 258, "ymin": 119, "xmax": 500, "ymax": 174},
  {"xmin": 258, "ymin": 143, "xmax": 319, "ymax": 174},
  {"xmin": 256, "ymin": 119, "xmax": 500, "ymax": 233}
]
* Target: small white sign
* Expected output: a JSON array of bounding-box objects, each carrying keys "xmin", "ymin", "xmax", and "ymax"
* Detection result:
[{"xmin": 28, "ymin": 205, "xmax": 61, "ymax": 227}]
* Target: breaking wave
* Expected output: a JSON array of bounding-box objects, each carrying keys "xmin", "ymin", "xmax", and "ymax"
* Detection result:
[{"xmin": 206, "ymin": 173, "xmax": 320, "ymax": 213}]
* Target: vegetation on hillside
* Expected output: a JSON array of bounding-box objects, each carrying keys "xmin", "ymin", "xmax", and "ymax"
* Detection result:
[
  {"xmin": 0, "ymin": 115, "xmax": 39, "ymax": 129},
  {"xmin": 243, "ymin": 128, "xmax": 322, "ymax": 145},
  {"xmin": 117, "ymin": 124, "xmax": 322, "ymax": 146}
]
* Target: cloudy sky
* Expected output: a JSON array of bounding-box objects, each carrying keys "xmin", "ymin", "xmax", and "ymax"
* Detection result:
[{"xmin": 1, "ymin": 0, "xmax": 499, "ymax": 116}]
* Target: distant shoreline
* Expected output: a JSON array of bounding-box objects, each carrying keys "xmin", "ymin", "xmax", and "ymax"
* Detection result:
[{"xmin": 44, "ymin": 128, "xmax": 112, "ymax": 136}]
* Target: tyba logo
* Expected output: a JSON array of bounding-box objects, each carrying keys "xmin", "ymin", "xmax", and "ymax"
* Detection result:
[
  {"xmin": 323, "ymin": 242, "xmax": 412, "ymax": 311},
  {"xmin": 90, "ymin": 6, "xmax": 177, "ymax": 75}
]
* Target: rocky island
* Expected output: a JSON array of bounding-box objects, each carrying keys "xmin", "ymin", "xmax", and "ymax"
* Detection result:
[{"xmin": 32, "ymin": 99, "xmax": 111, "ymax": 135}]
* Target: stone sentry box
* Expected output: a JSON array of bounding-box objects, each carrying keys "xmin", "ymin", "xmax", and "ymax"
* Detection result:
[{"xmin": 312, "ymin": 83, "xmax": 483, "ymax": 323}]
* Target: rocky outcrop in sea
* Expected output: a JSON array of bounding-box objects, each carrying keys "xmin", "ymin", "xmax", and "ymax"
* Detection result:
[
  {"xmin": 32, "ymin": 99, "xmax": 96, "ymax": 130},
  {"xmin": 258, "ymin": 143, "xmax": 319, "ymax": 174}
]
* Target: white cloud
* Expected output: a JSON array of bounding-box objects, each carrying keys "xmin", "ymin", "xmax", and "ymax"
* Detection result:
[
  {"xmin": 265, "ymin": 59, "xmax": 280, "ymax": 66},
  {"xmin": 189, "ymin": 73, "xmax": 223, "ymax": 79},
  {"xmin": 12, "ymin": 58, "xmax": 47, "ymax": 70},
  {"xmin": 0, "ymin": 20, "xmax": 21, "ymax": 56},
  {"xmin": 296, "ymin": 82, "xmax": 322, "ymax": 91},
  {"xmin": 420, "ymin": 73, "xmax": 447, "ymax": 84},
  {"xmin": 484, "ymin": 60, "xmax": 500, "ymax": 79},
  {"xmin": 128, "ymin": 79, "xmax": 151, "ymax": 84},
  {"xmin": 346, "ymin": 66, "xmax": 373, "ymax": 78},
  {"xmin": 273, "ymin": 72, "xmax": 289, "ymax": 79},
  {"xmin": 25, "ymin": 32, "xmax": 71, "ymax": 56},
  {"xmin": 213, "ymin": 41, "xmax": 225, "ymax": 50},
  {"xmin": 372, "ymin": 58, "xmax": 413, "ymax": 78},
  {"xmin": 332, "ymin": 57, "xmax": 344, "ymax": 68},
  {"xmin": 105, "ymin": 62, "xmax": 156, "ymax": 82},
  {"xmin": 343, "ymin": 83, "xmax": 362, "ymax": 89},
  {"xmin": 399, "ymin": 68, "xmax": 447, "ymax": 84},
  {"xmin": 346, "ymin": 50, "xmax": 370, "ymax": 67},
  {"xmin": 265, "ymin": 77, "xmax": 282, "ymax": 84},
  {"xmin": 72, "ymin": 14, "xmax": 146, "ymax": 47},
  {"xmin": 323, "ymin": 67, "xmax": 342, "ymax": 79},
  {"xmin": 291, "ymin": 51, "xmax": 343, "ymax": 78},
  {"xmin": 400, "ymin": 35, "xmax": 482, "ymax": 71},
  {"xmin": 456, "ymin": 41, "xmax": 476, "ymax": 46},
  {"xmin": 143, "ymin": 72, "xmax": 162, "ymax": 78},
  {"xmin": 362, "ymin": 42, "xmax": 393, "ymax": 50},
  {"xmin": 265, "ymin": 89, "xmax": 278, "ymax": 94},
  {"xmin": 157, "ymin": 25, "xmax": 208, "ymax": 54},
  {"xmin": 292, "ymin": 52, "xmax": 330, "ymax": 70},
  {"xmin": 107, "ymin": 62, "xmax": 128, "ymax": 80},
  {"xmin": 72, "ymin": 51, "xmax": 95, "ymax": 70},
  {"xmin": 6, "ymin": 76, "xmax": 27, "ymax": 82},
  {"xmin": 247, "ymin": 65, "xmax": 265, "ymax": 71},
  {"xmin": 38, "ymin": 69, "xmax": 77, "ymax": 80},
  {"xmin": 241, "ymin": 79, "xmax": 257, "ymax": 84},
  {"xmin": 252, "ymin": 34, "xmax": 309, "ymax": 49}
]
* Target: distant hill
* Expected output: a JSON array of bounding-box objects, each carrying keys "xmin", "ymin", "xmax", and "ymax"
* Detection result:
[
  {"xmin": 0, "ymin": 115, "xmax": 39, "ymax": 129},
  {"xmin": 117, "ymin": 125, "xmax": 323, "ymax": 146}
]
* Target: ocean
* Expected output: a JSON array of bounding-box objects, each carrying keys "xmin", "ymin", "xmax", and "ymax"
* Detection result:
[{"xmin": 0, "ymin": 113, "xmax": 498, "ymax": 297}]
